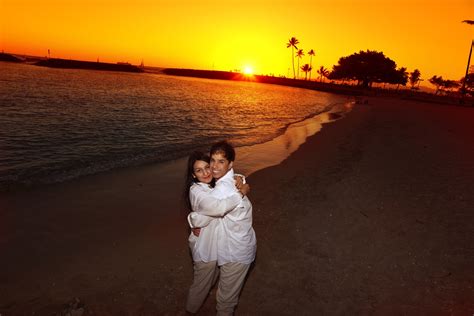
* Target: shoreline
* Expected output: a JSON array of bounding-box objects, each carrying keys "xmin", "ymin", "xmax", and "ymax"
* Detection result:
[
  {"xmin": 1, "ymin": 96, "xmax": 473, "ymax": 314},
  {"xmin": 236, "ymin": 101, "xmax": 352, "ymax": 176},
  {"xmin": 1, "ymin": 98, "xmax": 351, "ymax": 193}
]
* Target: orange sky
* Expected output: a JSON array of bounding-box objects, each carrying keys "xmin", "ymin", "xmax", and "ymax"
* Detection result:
[{"xmin": 1, "ymin": 0, "xmax": 472, "ymax": 81}]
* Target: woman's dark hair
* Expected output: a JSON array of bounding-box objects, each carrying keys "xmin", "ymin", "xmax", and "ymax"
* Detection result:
[{"xmin": 183, "ymin": 151, "xmax": 212, "ymax": 212}]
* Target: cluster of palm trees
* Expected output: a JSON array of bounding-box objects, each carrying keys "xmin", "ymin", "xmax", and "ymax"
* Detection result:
[{"xmin": 287, "ymin": 37, "xmax": 324, "ymax": 81}]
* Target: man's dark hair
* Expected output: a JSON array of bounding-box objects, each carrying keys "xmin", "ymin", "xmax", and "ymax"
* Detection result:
[{"xmin": 210, "ymin": 140, "xmax": 235, "ymax": 162}]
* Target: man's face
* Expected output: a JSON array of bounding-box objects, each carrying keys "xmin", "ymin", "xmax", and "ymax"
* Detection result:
[{"xmin": 210, "ymin": 151, "xmax": 233, "ymax": 180}]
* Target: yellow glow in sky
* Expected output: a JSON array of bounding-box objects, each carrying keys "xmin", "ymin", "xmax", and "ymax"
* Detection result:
[
  {"xmin": 243, "ymin": 66, "xmax": 254, "ymax": 75},
  {"xmin": 1, "ymin": 0, "xmax": 473, "ymax": 81}
]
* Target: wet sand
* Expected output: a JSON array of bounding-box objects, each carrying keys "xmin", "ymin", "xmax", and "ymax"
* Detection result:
[
  {"xmin": 1, "ymin": 97, "xmax": 473, "ymax": 315},
  {"xmin": 236, "ymin": 97, "xmax": 474, "ymax": 315}
]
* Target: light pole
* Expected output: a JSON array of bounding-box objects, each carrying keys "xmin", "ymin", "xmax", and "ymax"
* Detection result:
[
  {"xmin": 461, "ymin": 20, "xmax": 473, "ymax": 101},
  {"xmin": 460, "ymin": 40, "xmax": 473, "ymax": 96}
]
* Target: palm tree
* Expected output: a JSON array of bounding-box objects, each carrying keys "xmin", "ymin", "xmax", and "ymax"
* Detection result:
[
  {"xmin": 307, "ymin": 49, "xmax": 315, "ymax": 80},
  {"xmin": 429, "ymin": 75, "xmax": 444, "ymax": 95},
  {"xmin": 296, "ymin": 49, "xmax": 305, "ymax": 79},
  {"xmin": 301, "ymin": 64, "xmax": 312, "ymax": 80},
  {"xmin": 409, "ymin": 69, "xmax": 421, "ymax": 89},
  {"xmin": 317, "ymin": 66, "xmax": 329, "ymax": 82},
  {"xmin": 395, "ymin": 67, "xmax": 409, "ymax": 90},
  {"xmin": 286, "ymin": 37, "xmax": 299, "ymax": 79}
]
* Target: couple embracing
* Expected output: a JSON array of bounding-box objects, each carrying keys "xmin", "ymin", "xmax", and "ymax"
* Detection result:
[{"xmin": 183, "ymin": 141, "xmax": 256, "ymax": 315}]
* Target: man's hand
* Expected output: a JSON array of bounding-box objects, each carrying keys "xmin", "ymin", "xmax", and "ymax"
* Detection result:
[{"xmin": 192, "ymin": 227, "xmax": 201, "ymax": 237}]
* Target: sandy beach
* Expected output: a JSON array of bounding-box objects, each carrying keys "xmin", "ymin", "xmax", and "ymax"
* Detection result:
[{"xmin": 1, "ymin": 96, "xmax": 473, "ymax": 315}]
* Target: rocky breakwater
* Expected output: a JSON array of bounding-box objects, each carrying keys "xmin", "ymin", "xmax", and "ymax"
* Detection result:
[{"xmin": 36, "ymin": 58, "xmax": 144, "ymax": 73}]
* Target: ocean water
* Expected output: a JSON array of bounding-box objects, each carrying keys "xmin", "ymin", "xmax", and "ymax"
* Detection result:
[{"xmin": 0, "ymin": 62, "xmax": 349, "ymax": 190}]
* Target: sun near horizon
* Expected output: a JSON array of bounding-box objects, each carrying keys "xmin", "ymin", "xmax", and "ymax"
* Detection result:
[
  {"xmin": 243, "ymin": 66, "xmax": 254, "ymax": 76},
  {"xmin": 1, "ymin": 0, "xmax": 472, "ymax": 81}
]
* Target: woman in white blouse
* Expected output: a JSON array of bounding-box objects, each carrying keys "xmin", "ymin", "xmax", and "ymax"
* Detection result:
[{"xmin": 184, "ymin": 151, "xmax": 249, "ymax": 314}]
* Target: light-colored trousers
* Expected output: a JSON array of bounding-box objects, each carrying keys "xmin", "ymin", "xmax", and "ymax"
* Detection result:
[
  {"xmin": 186, "ymin": 260, "xmax": 219, "ymax": 313},
  {"xmin": 185, "ymin": 261, "xmax": 250, "ymax": 315},
  {"xmin": 216, "ymin": 262, "xmax": 250, "ymax": 316}
]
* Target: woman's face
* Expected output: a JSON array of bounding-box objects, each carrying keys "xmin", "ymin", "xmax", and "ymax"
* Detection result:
[{"xmin": 193, "ymin": 160, "xmax": 212, "ymax": 184}]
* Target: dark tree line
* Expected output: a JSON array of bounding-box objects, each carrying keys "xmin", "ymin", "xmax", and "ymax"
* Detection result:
[
  {"xmin": 429, "ymin": 75, "xmax": 461, "ymax": 95},
  {"xmin": 328, "ymin": 50, "xmax": 408, "ymax": 88},
  {"xmin": 285, "ymin": 37, "xmax": 471, "ymax": 93}
]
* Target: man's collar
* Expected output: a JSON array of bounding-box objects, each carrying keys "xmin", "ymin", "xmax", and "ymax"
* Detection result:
[{"xmin": 215, "ymin": 168, "xmax": 234, "ymax": 183}]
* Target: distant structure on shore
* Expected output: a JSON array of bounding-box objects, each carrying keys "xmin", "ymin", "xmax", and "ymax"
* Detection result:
[
  {"xmin": 1, "ymin": 52, "xmax": 143, "ymax": 73},
  {"xmin": 36, "ymin": 58, "xmax": 143, "ymax": 73},
  {"xmin": 0, "ymin": 52, "xmax": 23, "ymax": 63}
]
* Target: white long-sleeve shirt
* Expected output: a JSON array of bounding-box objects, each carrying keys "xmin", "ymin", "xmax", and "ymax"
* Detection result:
[
  {"xmin": 188, "ymin": 181, "xmax": 242, "ymax": 263},
  {"xmin": 190, "ymin": 169, "xmax": 257, "ymax": 265}
]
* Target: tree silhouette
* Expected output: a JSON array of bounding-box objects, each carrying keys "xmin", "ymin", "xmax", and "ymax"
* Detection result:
[
  {"xmin": 296, "ymin": 49, "xmax": 305, "ymax": 79},
  {"xmin": 460, "ymin": 73, "xmax": 474, "ymax": 96},
  {"xmin": 390, "ymin": 67, "xmax": 409, "ymax": 89},
  {"xmin": 301, "ymin": 64, "xmax": 312, "ymax": 80},
  {"xmin": 409, "ymin": 69, "xmax": 421, "ymax": 89},
  {"xmin": 286, "ymin": 37, "xmax": 299, "ymax": 79},
  {"xmin": 429, "ymin": 75, "xmax": 444, "ymax": 94},
  {"xmin": 443, "ymin": 80, "xmax": 461, "ymax": 92},
  {"xmin": 308, "ymin": 49, "xmax": 315, "ymax": 80},
  {"xmin": 328, "ymin": 50, "xmax": 404, "ymax": 88},
  {"xmin": 429, "ymin": 75, "xmax": 461, "ymax": 94},
  {"xmin": 317, "ymin": 66, "xmax": 329, "ymax": 82}
]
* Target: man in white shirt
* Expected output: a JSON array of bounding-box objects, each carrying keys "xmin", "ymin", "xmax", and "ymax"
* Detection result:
[{"xmin": 190, "ymin": 141, "xmax": 257, "ymax": 316}]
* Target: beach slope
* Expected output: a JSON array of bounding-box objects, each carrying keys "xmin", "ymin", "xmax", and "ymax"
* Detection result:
[{"xmin": 236, "ymin": 97, "xmax": 474, "ymax": 315}]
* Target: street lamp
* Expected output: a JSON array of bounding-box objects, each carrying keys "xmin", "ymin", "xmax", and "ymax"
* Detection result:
[{"xmin": 461, "ymin": 20, "xmax": 473, "ymax": 101}]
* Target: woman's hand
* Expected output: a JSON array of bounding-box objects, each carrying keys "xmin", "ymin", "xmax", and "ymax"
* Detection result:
[
  {"xmin": 234, "ymin": 174, "xmax": 249, "ymax": 196},
  {"xmin": 234, "ymin": 175, "xmax": 245, "ymax": 190},
  {"xmin": 192, "ymin": 228, "xmax": 201, "ymax": 237},
  {"xmin": 239, "ymin": 183, "xmax": 250, "ymax": 196}
]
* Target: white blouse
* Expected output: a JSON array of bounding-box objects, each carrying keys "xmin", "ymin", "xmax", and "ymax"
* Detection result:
[
  {"xmin": 189, "ymin": 169, "xmax": 256, "ymax": 265},
  {"xmin": 187, "ymin": 181, "xmax": 242, "ymax": 263}
]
